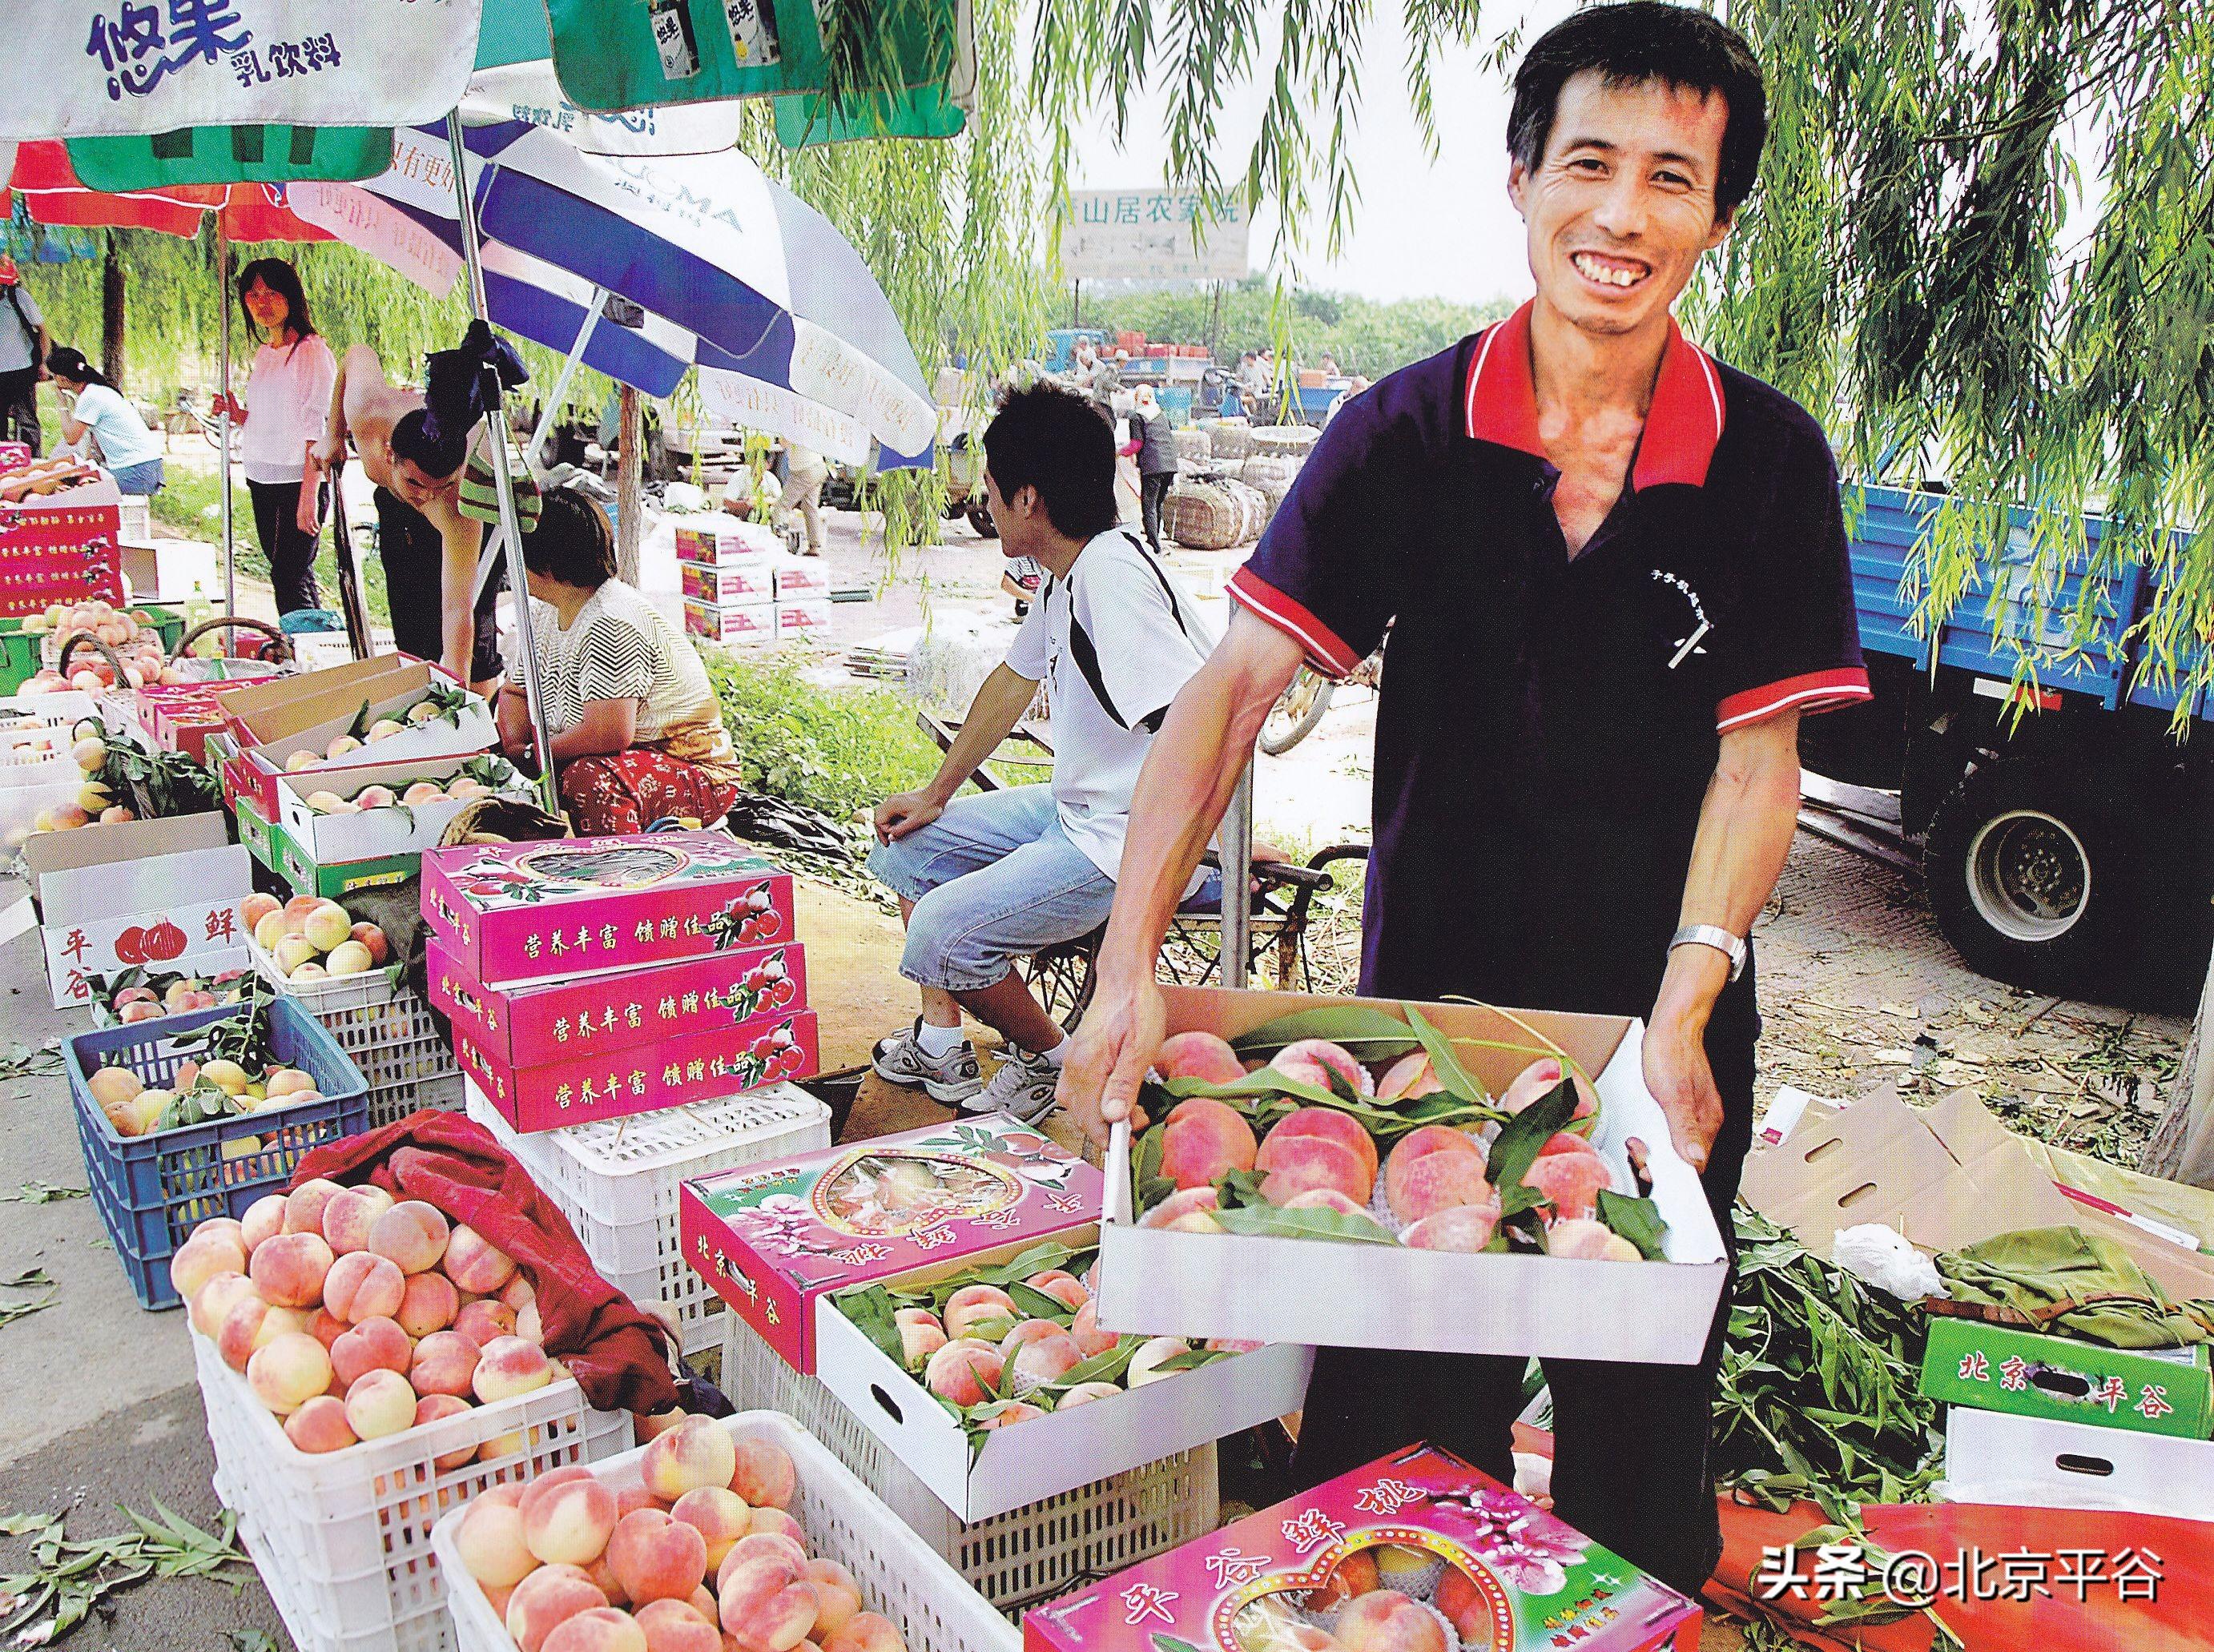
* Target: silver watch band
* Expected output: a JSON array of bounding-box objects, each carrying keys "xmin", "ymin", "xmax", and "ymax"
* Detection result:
[{"xmin": 1670, "ymin": 922, "xmax": 1746, "ymax": 982}]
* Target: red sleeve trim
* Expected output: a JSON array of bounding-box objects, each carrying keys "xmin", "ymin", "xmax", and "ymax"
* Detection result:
[
  {"xmin": 1715, "ymin": 668, "xmax": 1873, "ymax": 733},
  {"xmin": 1227, "ymin": 568, "xmax": 1363, "ymax": 679}
]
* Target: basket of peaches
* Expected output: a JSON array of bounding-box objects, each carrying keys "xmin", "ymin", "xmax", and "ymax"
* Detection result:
[{"xmin": 1128, "ymin": 1005, "xmax": 1667, "ymax": 1261}]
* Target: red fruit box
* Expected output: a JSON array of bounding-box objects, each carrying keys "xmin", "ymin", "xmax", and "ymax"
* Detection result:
[
  {"xmin": 419, "ymin": 832, "xmax": 796, "ymax": 989},
  {"xmin": 0, "ymin": 502, "xmax": 121, "ymax": 546},
  {"xmin": 1020, "ymin": 1444, "xmax": 1701, "ymax": 1652},
  {"xmin": 675, "ymin": 518, "xmax": 779, "ymax": 565},
  {"xmin": 427, "ymin": 934, "xmax": 807, "ymax": 1066},
  {"xmin": 684, "ymin": 598, "xmax": 775, "ymax": 645},
  {"xmin": 0, "ymin": 443, "xmax": 31, "ymax": 473},
  {"xmin": 681, "ymin": 560, "xmax": 775, "ymax": 604},
  {"xmin": 452, "ymin": 1007, "xmax": 818, "ymax": 1133},
  {"xmin": 680, "ymin": 1114, "xmax": 1105, "ymax": 1374}
]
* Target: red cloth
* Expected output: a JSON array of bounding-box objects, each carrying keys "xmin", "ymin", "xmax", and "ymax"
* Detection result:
[
  {"xmin": 559, "ymin": 749, "xmax": 740, "ymax": 834},
  {"xmin": 292, "ymin": 1111, "xmax": 678, "ymax": 1417}
]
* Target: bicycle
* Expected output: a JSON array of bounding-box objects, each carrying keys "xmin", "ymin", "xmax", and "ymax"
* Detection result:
[
  {"xmin": 1260, "ymin": 633, "xmax": 1387, "ymax": 755},
  {"xmin": 154, "ymin": 388, "xmax": 225, "ymax": 449}
]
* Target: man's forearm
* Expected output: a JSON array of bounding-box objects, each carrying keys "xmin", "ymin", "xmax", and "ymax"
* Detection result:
[
  {"xmin": 928, "ymin": 665, "xmax": 1037, "ymax": 802},
  {"xmin": 1657, "ymin": 715, "xmax": 1802, "ymax": 1025}
]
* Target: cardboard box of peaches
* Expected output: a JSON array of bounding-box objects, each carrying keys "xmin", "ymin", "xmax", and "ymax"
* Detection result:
[{"xmin": 1098, "ymin": 987, "xmax": 1729, "ymax": 1364}]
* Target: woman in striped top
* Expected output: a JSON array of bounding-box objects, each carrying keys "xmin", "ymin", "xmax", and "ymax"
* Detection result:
[{"xmin": 497, "ymin": 488, "xmax": 742, "ymax": 834}]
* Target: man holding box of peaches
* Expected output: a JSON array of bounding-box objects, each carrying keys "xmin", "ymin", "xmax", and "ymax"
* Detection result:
[{"xmin": 1061, "ymin": 2, "xmax": 1868, "ymax": 1600}]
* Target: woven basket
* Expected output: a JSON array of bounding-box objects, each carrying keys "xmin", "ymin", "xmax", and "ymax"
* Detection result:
[
  {"xmin": 1238, "ymin": 456, "xmax": 1303, "ymax": 529},
  {"xmin": 1204, "ymin": 419, "xmax": 1255, "ymax": 462},
  {"xmin": 1251, "ymin": 424, "xmax": 1322, "ymax": 457},
  {"xmin": 1172, "ymin": 426, "xmax": 1213, "ymax": 467},
  {"xmin": 1165, "ymin": 479, "xmax": 1244, "ymax": 551},
  {"xmin": 1222, "ymin": 478, "xmax": 1270, "ymax": 544}
]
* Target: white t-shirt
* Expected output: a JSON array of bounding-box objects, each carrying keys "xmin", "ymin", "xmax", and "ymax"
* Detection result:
[
  {"xmin": 1005, "ymin": 528, "xmax": 1218, "ymax": 882},
  {"xmin": 505, "ymin": 579, "xmax": 719, "ymax": 743},
  {"xmin": 0, "ymin": 287, "xmax": 42, "ymax": 374},
  {"xmin": 240, "ymin": 335, "xmax": 336, "ymax": 484},
  {"xmin": 67, "ymin": 384, "xmax": 161, "ymax": 469}
]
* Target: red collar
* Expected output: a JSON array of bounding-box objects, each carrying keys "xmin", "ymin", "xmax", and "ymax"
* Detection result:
[{"xmin": 1463, "ymin": 300, "xmax": 1726, "ymax": 489}]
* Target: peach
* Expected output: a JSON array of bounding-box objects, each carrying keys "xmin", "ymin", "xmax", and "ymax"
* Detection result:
[
  {"xmin": 1069, "ymin": 1300, "xmax": 1118, "ymax": 1357},
  {"xmin": 307, "ymin": 1308, "xmax": 348, "ymax": 1349},
  {"xmin": 585, "ymin": 1553, "xmax": 629, "ymax": 1607},
  {"xmin": 747, "ymin": 1509, "xmax": 806, "ymax": 1549},
  {"xmin": 975, "ymin": 1400, "xmax": 1046, "ymax": 1429},
  {"xmin": 241, "ymin": 1192, "xmax": 288, "ymax": 1252},
  {"xmin": 411, "ymin": 1328, "xmax": 482, "ymax": 1397},
  {"xmin": 609, "ymin": 1508, "xmax": 710, "ymax": 1606},
  {"xmin": 1160, "ymin": 1097, "xmax": 1258, "ymax": 1189},
  {"xmin": 820, "ymin": 1613, "xmax": 904, "ymax": 1652},
  {"xmin": 344, "ymin": 1367, "xmax": 417, "ymax": 1440},
  {"xmin": 457, "ymin": 1297, "xmax": 518, "ymax": 1346},
  {"xmin": 1022, "ymin": 1270, "xmax": 1089, "ymax": 1311},
  {"xmin": 728, "ymin": 1438, "xmax": 796, "ymax": 1510},
  {"xmin": 247, "ymin": 1330, "xmax": 332, "ymax": 1414},
  {"xmin": 1435, "ymin": 1567, "xmax": 1490, "ymax": 1642},
  {"xmin": 1384, "ymin": 1151, "xmax": 1495, "ymax": 1226},
  {"xmin": 218, "ymin": 1296, "xmax": 282, "ymax": 1371},
  {"xmin": 940, "ymin": 1284, "xmax": 1016, "ymax": 1340},
  {"xmin": 518, "ymin": 1303, "xmax": 545, "ymax": 1344},
  {"xmin": 1153, "ymin": 1031, "xmax": 1246, "ymax": 1085},
  {"xmin": 351, "ymin": 922, "xmax": 392, "ymax": 966},
  {"xmin": 503, "ymin": 1275, "xmax": 538, "ymax": 1312},
  {"xmin": 369, "ymin": 1200, "xmax": 449, "ymax": 1273},
  {"xmin": 1282, "ymin": 1188, "xmax": 1371, "ymax": 1216},
  {"xmin": 284, "ymin": 1395, "xmax": 358, "ymax": 1454},
  {"xmin": 719, "ymin": 1533, "xmax": 808, "ymax": 1588},
  {"xmin": 670, "ymin": 1487, "xmax": 751, "ymax": 1570},
  {"xmin": 1008, "ymin": 1329, "xmax": 1085, "ymax": 1389},
  {"xmin": 1375, "ymin": 1051, "xmax": 1445, "ymax": 1102},
  {"xmin": 1126, "ymin": 1336, "xmax": 1190, "ymax": 1386},
  {"xmin": 1536, "ymin": 1130, "xmax": 1602, "ymax": 1160},
  {"xmin": 445, "ymin": 1224, "xmax": 518, "ymax": 1293},
  {"xmin": 283, "ymin": 1178, "xmax": 348, "ymax": 1237},
  {"xmin": 171, "ymin": 1228, "xmax": 249, "ymax": 1303},
  {"xmin": 1336, "ymin": 1593, "xmax": 1444, "ymax": 1652},
  {"xmin": 1402, "ymin": 1205, "xmax": 1500, "ymax": 1252},
  {"xmin": 1053, "ymin": 1381, "xmax": 1123, "ymax": 1409},
  {"xmin": 1137, "ymin": 1186, "xmax": 1220, "ymax": 1231},
  {"xmin": 457, "ymin": 1497, "xmax": 540, "ymax": 1590},
  {"xmin": 716, "ymin": 1552, "xmax": 817, "ymax": 1651},
  {"xmin": 523, "ymin": 1473, "xmax": 622, "ymax": 1566},
  {"xmin": 1258, "ymin": 1107, "xmax": 1381, "ymax": 1184},
  {"xmin": 997, "ymin": 1318, "xmax": 1065, "ymax": 1357},
  {"xmin": 1304, "ymin": 1549, "xmax": 1381, "ymax": 1610},
  {"xmin": 249, "ymin": 1230, "xmax": 333, "ymax": 1308},
  {"xmin": 618, "ymin": 1485, "xmax": 666, "ymax": 1518},
  {"xmin": 324, "ymin": 1249, "xmax": 407, "ymax": 1323},
  {"xmin": 1499, "ymin": 1059, "xmax": 1598, "ymax": 1121},
  {"xmin": 545, "ymin": 1608, "xmax": 649, "ymax": 1652},
  {"xmin": 320, "ymin": 1184, "xmax": 396, "ymax": 1254},
  {"xmin": 1270, "ymin": 1039, "xmax": 1372, "ymax": 1098},
  {"xmin": 509, "ymin": 1565, "xmax": 611, "ymax": 1652},
  {"xmin": 922, "ymin": 1339, "xmax": 1003, "ymax": 1407},
  {"xmin": 398, "ymin": 1270, "xmax": 461, "ymax": 1336},
  {"xmin": 189, "ymin": 1272, "xmax": 259, "ymax": 1338},
  {"xmin": 1257, "ymin": 1135, "xmax": 1371, "ymax": 1208},
  {"xmin": 474, "ymin": 1333, "xmax": 555, "ymax": 1401},
  {"xmin": 690, "ymin": 1588, "xmax": 720, "ymax": 1623},
  {"xmin": 643, "ymin": 1416, "xmax": 739, "ymax": 1501},
  {"xmin": 803, "ymin": 1560, "xmax": 860, "ymax": 1641},
  {"xmin": 1544, "ymin": 1217, "xmax": 1632, "ymax": 1259},
  {"xmin": 893, "ymin": 1308, "xmax": 945, "ymax": 1369},
  {"xmin": 330, "ymin": 1315, "xmax": 412, "ymax": 1387},
  {"xmin": 1524, "ymin": 1153, "xmax": 1612, "ymax": 1221},
  {"xmin": 241, "ymin": 891, "xmax": 281, "ymax": 931},
  {"xmin": 414, "ymin": 1393, "xmax": 478, "ymax": 1469},
  {"xmin": 635, "ymin": 1598, "xmax": 722, "ymax": 1652}
]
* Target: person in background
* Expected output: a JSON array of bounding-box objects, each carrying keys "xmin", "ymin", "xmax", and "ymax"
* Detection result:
[
  {"xmin": 45, "ymin": 347, "xmax": 163, "ymax": 495},
  {"xmin": 1121, "ymin": 384, "xmax": 1177, "ymax": 554},
  {"xmin": 721, "ymin": 448, "xmax": 783, "ymax": 521},
  {"xmin": 0, "ymin": 259, "xmax": 48, "ymax": 454},
  {"xmin": 213, "ymin": 257, "xmax": 336, "ymax": 616},
  {"xmin": 1069, "ymin": 337, "xmax": 1104, "ymax": 391},
  {"xmin": 782, "ymin": 441, "xmax": 828, "ymax": 557},
  {"xmin": 497, "ymin": 486, "xmax": 742, "ymax": 834}
]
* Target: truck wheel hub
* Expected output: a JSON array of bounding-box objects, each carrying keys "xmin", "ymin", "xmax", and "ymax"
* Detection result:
[{"xmin": 1965, "ymin": 807, "xmax": 2090, "ymax": 943}]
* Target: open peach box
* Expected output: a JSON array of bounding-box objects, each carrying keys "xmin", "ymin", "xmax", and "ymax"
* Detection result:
[
  {"xmin": 1097, "ymin": 986, "xmax": 1729, "ymax": 1365},
  {"xmin": 272, "ymin": 751, "xmax": 535, "ymax": 866}
]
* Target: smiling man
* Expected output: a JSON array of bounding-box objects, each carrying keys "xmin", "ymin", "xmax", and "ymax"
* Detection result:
[{"xmin": 1060, "ymin": 2, "xmax": 1870, "ymax": 1595}]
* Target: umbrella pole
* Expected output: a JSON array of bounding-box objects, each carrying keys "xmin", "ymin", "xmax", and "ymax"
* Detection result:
[
  {"xmin": 1220, "ymin": 765, "xmax": 1254, "ymax": 987},
  {"xmin": 217, "ymin": 225, "xmax": 235, "ymax": 618},
  {"xmin": 525, "ymin": 287, "xmax": 606, "ymax": 467},
  {"xmin": 445, "ymin": 112, "xmax": 558, "ymax": 814}
]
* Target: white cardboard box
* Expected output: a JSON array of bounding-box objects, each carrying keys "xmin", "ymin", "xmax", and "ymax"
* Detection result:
[
  {"xmin": 808, "ymin": 1225, "xmax": 1315, "ymax": 1521},
  {"xmin": 27, "ymin": 817, "xmax": 252, "ymax": 1007},
  {"xmin": 773, "ymin": 557, "xmax": 831, "ymax": 599},
  {"xmin": 775, "ymin": 597, "xmax": 833, "ymax": 639},
  {"xmin": 1097, "ymin": 986, "xmax": 1730, "ymax": 1365},
  {"xmin": 1940, "ymin": 1407, "xmax": 2214, "ymax": 1522},
  {"xmin": 273, "ymin": 753, "xmax": 532, "ymax": 865},
  {"xmin": 686, "ymin": 600, "xmax": 775, "ymax": 645},
  {"xmin": 676, "ymin": 519, "xmax": 780, "ymax": 565}
]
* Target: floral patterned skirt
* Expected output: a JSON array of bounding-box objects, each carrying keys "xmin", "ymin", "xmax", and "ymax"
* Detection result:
[{"xmin": 558, "ymin": 747, "xmax": 743, "ymax": 835}]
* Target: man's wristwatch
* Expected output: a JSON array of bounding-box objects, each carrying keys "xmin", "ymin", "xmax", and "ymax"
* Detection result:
[{"xmin": 1670, "ymin": 923, "xmax": 1746, "ymax": 982}]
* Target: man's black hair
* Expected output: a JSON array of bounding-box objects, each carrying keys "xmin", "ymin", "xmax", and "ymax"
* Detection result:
[
  {"xmin": 519, "ymin": 487, "xmax": 618, "ymax": 589},
  {"xmin": 982, "ymin": 380, "xmax": 1119, "ymax": 541},
  {"xmin": 1508, "ymin": 2, "xmax": 1768, "ymax": 223}
]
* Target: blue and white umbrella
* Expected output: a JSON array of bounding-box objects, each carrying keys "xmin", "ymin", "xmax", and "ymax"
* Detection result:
[{"xmin": 291, "ymin": 120, "xmax": 938, "ymax": 469}]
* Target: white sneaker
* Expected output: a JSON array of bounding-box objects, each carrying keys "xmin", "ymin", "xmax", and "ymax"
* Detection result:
[
  {"xmin": 964, "ymin": 1045, "xmax": 1061, "ymax": 1124},
  {"xmin": 871, "ymin": 1018, "xmax": 985, "ymax": 1104}
]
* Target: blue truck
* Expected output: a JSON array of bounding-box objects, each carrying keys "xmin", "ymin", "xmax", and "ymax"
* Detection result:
[{"xmin": 1801, "ymin": 480, "xmax": 2212, "ymax": 1002}]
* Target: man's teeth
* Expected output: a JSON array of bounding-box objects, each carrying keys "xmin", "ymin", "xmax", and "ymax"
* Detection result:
[{"xmin": 1573, "ymin": 254, "xmax": 1644, "ymax": 287}]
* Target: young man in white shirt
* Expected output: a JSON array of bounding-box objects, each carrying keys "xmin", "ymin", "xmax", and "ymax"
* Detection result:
[{"xmin": 868, "ymin": 382, "xmax": 1215, "ymax": 1121}]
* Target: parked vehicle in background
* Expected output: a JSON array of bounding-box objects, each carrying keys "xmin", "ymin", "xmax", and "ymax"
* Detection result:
[{"xmin": 655, "ymin": 416, "xmax": 748, "ymax": 484}]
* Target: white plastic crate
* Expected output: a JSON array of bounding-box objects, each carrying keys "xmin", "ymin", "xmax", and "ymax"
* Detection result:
[
  {"xmin": 433, "ymin": 1410, "xmax": 1020, "ymax": 1652},
  {"xmin": 720, "ymin": 1315, "xmax": 1218, "ymax": 1610},
  {"xmin": 192, "ymin": 1328, "xmax": 634, "ymax": 1652},
  {"xmin": 249, "ymin": 935, "xmax": 461, "ymax": 1127},
  {"xmin": 465, "ymin": 1077, "xmax": 830, "ymax": 1356}
]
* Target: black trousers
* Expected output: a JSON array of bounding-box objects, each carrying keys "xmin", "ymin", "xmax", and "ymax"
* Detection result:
[
  {"xmin": 1291, "ymin": 1013, "xmax": 1757, "ymax": 1602},
  {"xmin": 247, "ymin": 477, "xmax": 323, "ymax": 617},
  {"xmin": 1140, "ymin": 470, "xmax": 1173, "ymax": 553},
  {"xmin": 0, "ymin": 368, "xmax": 40, "ymax": 455},
  {"xmin": 373, "ymin": 486, "xmax": 505, "ymax": 683}
]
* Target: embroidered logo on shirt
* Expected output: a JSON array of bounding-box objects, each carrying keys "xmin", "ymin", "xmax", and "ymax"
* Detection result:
[{"xmin": 1650, "ymin": 569, "xmax": 1711, "ymax": 668}]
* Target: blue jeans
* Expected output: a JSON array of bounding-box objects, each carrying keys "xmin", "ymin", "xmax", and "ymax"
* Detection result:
[
  {"xmin": 867, "ymin": 786, "xmax": 1117, "ymax": 993},
  {"xmin": 111, "ymin": 458, "xmax": 163, "ymax": 496}
]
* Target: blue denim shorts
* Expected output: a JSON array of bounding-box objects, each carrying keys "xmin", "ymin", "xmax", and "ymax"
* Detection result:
[
  {"xmin": 867, "ymin": 786, "xmax": 1117, "ymax": 993},
  {"xmin": 111, "ymin": 458, "xmax": 163, "ymax": 496}
]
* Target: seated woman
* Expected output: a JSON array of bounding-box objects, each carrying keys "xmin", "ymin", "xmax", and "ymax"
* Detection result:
[
  {"xmin": 46, "ymin": 347, "xmax": 164, "ymax": 495},
  {"xmin": 497, "ymin": 486, "xmax": 742, "ymax": 835}
]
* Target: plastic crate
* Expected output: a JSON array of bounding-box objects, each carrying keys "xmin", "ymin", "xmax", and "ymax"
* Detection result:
[
  {"xmin": 67, "ymin": 997, "xmax": 371, "ymax": 1308},
  {"xmin": 719, "ymin": 1315, "xmax": 1218, "ymax": 1610},
  {"xmin": 464, "ymin": 1077, "xmax": 830, "ymax": 1356},
  {"xmin": 434, "ymin": 1410, "xmax": 1021, "ymax": 1652},
  {"xmin": 248, "ymin": 935, "xmax": 461, "ymax": 1128},
  {"xmin": 192, "ymin": 1329, "xmax": 633, "ymax": 1652}
]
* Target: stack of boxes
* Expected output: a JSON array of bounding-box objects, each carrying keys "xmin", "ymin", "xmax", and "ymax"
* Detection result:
[{"xmin": 676, "ymin": 519, "xmax": 832, "ymax": 645}]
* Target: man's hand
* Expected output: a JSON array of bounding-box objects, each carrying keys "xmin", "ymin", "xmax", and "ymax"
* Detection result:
[
  {"xmin": 310, "ymin": 433, "xmax": 344, "ymax": 471},
  {"xmin": 1057, "ymin": 975, "xmax": 1165, "ymax": 1149},
  {"xmin": 873, "ymin": 790, "xmax": 943, "ymax": 844},
  {"xmin": 1641, "ymin": 1007, "xmax": 1722, "ymax": 1175}
]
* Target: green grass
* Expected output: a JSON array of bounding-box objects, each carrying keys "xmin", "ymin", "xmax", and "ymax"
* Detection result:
[{"xmin": 705, "ymin": 651, "xmax": 944, "ymax": 826}]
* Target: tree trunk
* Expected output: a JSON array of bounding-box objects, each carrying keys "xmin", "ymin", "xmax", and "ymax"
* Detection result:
[
  {"xmin": 2142, "ymin": 954, "xmax": 2214, "ymax": 1188},
  {"xmin": 614, "ymin": 385, "xmax": 642, "ymax": 585},
  {"xmin": 99, "ymin": 240, "xmax": 126, "ymax": 390}
]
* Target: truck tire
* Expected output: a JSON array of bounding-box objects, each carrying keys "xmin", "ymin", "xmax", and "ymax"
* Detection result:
[
  {"xmin": 967, "ymin": 503, "xmax": 998, "ymax": 538},
  {"xmin": 1923, "ymin": 758, "xmax": 2136, "ymax": 995}
]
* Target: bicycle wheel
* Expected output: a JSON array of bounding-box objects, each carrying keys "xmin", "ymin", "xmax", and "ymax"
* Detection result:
[
  {"xmin": 1260, "ymin": 667, "xmax": 1333, "ymax": 754},
  {"xmin": 1019, "ymin": 941, "xmax": 1096, "ymax": 1028}
]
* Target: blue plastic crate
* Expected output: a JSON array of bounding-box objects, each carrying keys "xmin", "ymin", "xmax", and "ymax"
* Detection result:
[{"xmin": 67, "ymin": 998, "xmax": 370, "ymax": 1310}]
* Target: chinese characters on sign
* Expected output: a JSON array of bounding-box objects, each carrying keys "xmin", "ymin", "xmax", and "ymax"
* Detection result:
[
  {"xmin": 1755, "ymin": 1542, "xmax": 2164, "ymax": 1607},
  {"xmin": 1061, "ymin": 191, "xmax": 1252, "ymax": 282}
]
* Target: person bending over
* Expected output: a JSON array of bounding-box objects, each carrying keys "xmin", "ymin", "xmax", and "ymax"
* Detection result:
[{"xmin": 46, "ymin": 348, "xmax": 163, "ymax": 496}]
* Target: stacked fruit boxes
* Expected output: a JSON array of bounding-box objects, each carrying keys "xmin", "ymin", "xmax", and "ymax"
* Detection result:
[{"xmin": 677, "ymin": 518, "xmax": 780, "ymax": 645}]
